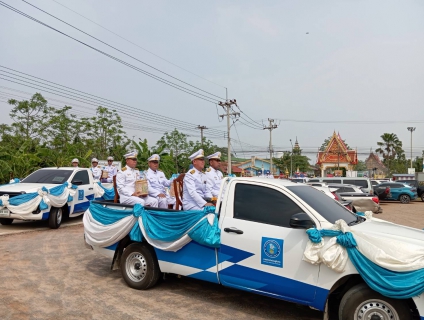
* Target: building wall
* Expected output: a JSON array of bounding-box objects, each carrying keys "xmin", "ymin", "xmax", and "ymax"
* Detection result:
[{"xmin": 238, "ymin": 159, "xmax": 280, "ymax": 175}]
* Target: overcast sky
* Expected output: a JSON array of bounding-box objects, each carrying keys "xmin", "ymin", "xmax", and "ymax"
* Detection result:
[{"xmin": 1, "ymin": 0, "xmax": 423, "ymax": 162}]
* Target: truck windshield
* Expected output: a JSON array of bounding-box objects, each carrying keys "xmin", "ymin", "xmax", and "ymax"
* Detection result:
[
  {"xmin": 21, "ymin": 170, "xmax": 73, "ymax": 184},
  {"xmin": 287, "ymin": 185, "xmax": 357, "ymax": 224}
]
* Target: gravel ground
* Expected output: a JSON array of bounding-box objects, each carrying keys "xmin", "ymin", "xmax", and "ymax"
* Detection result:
[{"xmin": 0, "ymin": 201, "xmax": 422, "ymax": 320}]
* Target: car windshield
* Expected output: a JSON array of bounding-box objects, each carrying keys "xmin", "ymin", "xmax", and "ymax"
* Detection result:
[
  {"xmin": 287, "ymin": 185, "xmax": 357, "ymax": 225},
  {"xmin": 21, "ymin": 169, "xmax": 73, "ymax": 184}
]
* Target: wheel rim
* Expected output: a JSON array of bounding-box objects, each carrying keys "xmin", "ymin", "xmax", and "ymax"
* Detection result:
[
  {"xmin": 125, "ymin": 251, "xmax": 147, "ymax": 282},
  {"xmin": 354, "ymin": 299, "xmax": 400, "ymax": 320},
  {"xmin": 400, "ymin": 195, "xmax": 409, "ymax": 203},
  {"xmin": 56, "ymin": 208, "xmax": 62, "ymax": 224}
]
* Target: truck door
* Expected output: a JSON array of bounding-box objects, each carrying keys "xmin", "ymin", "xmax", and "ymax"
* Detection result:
[
  {"xmin": 70, "ymin": 170, "xmax": 94, "ymax": 214},
  {"xmin": 218, "ymin": 182, "xmax": 322, "ymax": 304}
]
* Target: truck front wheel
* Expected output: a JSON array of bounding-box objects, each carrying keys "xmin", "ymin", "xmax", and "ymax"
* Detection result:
[
  {"xmin": 120, "ymin": 243, "xmax": 160, "ymax": 290},
  {"xmin": 0, "ymin": 218, "xmax": 13, "ymax": 225},
  {"xmin": 339, "ymin": 283, "xmax": 412, "ymax": 320},
  {"xmin": 48, "ymin": 207, "xmax": 63, "ymax": 229}
]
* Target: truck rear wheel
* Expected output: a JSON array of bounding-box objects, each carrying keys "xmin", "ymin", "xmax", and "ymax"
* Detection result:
[
  {"xmin": 120, "ymin": 243, "xmax": 160, "ymax": 290},
  {"xmin": 399, "ymin": 194, "xmax": 411, "ymax": 204},
  {"xmin": 421, "ymin": 193, "xmax": 424, "ymax": 202},
  {"xmin": 48, "ymin": 207, "xmax": 63, "ymax": 229},
  {"xmin": 0, "ymin": 218, "xmax": 13, "ymax": 225},
  {"xmin": 339, "ymin": 283, "xmax": 412, "ymax": 320}
]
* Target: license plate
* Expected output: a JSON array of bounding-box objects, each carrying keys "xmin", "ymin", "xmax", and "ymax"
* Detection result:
[{"xmin": 0, "ymin": 209, "xmax": 10, "ymax": 217}]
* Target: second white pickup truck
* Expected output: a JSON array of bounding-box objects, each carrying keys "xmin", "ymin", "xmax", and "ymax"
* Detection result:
[{"xmin": 0, "ymin": 167, "xmax": 112, "ymax": 228}]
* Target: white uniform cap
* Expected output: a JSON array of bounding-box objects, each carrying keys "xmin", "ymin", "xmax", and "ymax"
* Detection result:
[
  {"xmin": 207, "ymin": 152, "xmax": 221, "ymax": 160},
  {"xmin": 189, "ymin": 149, "xmax": 205, "ymax": 161},
  {"xmin": 124, "ymin": 151, "xmax": 138, "ymax": 159},
  {"xmin": 147, "ymin": 154, "xmax": 160, "ymax": 162},
  {"xmin": 107, "ymin": 156, "xmax": 114, "ymax": 161},
  {"xmin": 71, "ymin": 158, "xmax": 79, "ymax": 163},
  {"xmin": 91, "ymin": 158, "xmax": 99, "ymax": 163}
]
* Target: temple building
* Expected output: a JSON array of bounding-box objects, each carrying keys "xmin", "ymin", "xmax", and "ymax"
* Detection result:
[
  {"xmin": 316, "ymin": 132, "xmax": 358, "ymax": 177},
  {"xmin": 365, "ymin": 152, "xmax": 388, "ymax": 177}
]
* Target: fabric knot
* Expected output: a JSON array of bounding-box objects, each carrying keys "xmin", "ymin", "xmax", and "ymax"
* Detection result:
[
  {"xmin": 0, "ymin": 195, "xmax": 10, "ymax": 208},
  {"xmin": 203, "ymin": 206, "xmax": 216, "ymax": 214},
  {"xmin": 38, "ymin": 188, "xmax": 48, "ymax": 196},
  {"xmin": 336, "ymin": 232, "xmax": 357, "ymax": 248},
  {"xmin": 133, "ymin": 204, "xmax": 144, "ymax": 217},
  {"xmin": 306, "ymin": 228, "xmax": 322, "ymax": 243}
]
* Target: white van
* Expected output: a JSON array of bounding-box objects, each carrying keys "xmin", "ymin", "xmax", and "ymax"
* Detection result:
[{"xmin": 308, "ymin": 177, "xmax": 373, "ymax": 194}]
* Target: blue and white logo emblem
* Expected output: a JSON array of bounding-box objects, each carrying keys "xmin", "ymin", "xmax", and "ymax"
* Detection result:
[
  {"xmin": 263, "ymin": 240, "xmax": 280, "ymax": 259},
  {"xmin": 78, "ymin": 190, "xmax": 84, "ymax": 201},
  {"xmin": 261, "ymin": 237, "xmax": 284, "ymax": 268}
]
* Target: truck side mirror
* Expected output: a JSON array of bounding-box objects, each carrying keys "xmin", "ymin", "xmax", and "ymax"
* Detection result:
[
  {"xmin": 290, "ymin": 212, "xmax": 316, "ymax": 229},
  {"xmin": 72, "ymin": 180, "xmax": 83, "ymax": 186}
]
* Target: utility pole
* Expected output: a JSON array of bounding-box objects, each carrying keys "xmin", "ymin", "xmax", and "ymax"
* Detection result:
[
  {"xmin": 196, "ymin": 125, "xmax": 208, "ymax": 147},
  {"xmin": 290, "ymin": 139, "xmax": 293, "ymax": 178},
  {"xmin": 263, "ymin": 119, "xmax": 278, "ymax": 175},
  {"xmin": 407, "ymin": 127, "xmax": 416, "ymax": 169},
  {"xmin": 218, "ymin": 98, "xmax": 239, "ymax": 175}
]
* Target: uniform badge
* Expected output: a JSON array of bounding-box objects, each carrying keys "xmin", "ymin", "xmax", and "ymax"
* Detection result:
[{"xmin": 190, "ymin": 169, "xmax": 195, "ymax": 174}]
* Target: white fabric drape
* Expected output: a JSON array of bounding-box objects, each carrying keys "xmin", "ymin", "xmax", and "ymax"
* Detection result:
[{"xmin": 303, "ymin": 214, "xmax": 424, "ymax": 273}]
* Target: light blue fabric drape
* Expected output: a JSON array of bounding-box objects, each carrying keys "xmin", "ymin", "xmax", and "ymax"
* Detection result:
[
  {"xmin": 96, "ymin": 182, "xmax": 115, "ymax": 200},
  {"xmin": 88, "ymin": 202, "xmax": 220, "ymax": 248},
  {"xmin": 306, "ymin": 228, "xmax": 424, "ymax": 299}
]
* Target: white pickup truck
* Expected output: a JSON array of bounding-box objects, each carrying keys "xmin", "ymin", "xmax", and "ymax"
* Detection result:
[
  {"xmin": 85, "ymin": 178, "xmax": 424, "ymax": 320},
  {"xmin": 0, "ymin": 167, "xmax": 111, "ymax": 229}
]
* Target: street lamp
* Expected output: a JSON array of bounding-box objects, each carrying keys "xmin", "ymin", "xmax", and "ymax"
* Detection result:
[
  {"xmin": 407, "ymin": 127, "xmax": 416, "ymax": 169},
  {"xmin": 289, "ymin": 139, "xmax": 293, "ymax": 178}
]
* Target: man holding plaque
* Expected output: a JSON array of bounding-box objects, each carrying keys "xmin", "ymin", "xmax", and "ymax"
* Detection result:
[
  {"xmin": 101, "ymin": 156, "xmax": 117, "ymax": 183},
  {"xmin": 116, "ymin": 151, "xmax": 158, "ymax": 207},
  {"xmin": 145, "ymin": 154, "xmax": 175, "ymax": 209},
  {"xmin": 90, "ymin": 158, "xmax": 102, "ymax": 181},
  {"xmin": 182, "ymin": 149, "xmax": 213, "ymax": 211}
]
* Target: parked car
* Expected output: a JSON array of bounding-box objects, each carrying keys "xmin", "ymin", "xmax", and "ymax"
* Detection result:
[
  {"xmin": 376, "ymin": 182, "xmax": 417, "ymax": 204},
  {"xmin": 327, "ymin": 184, "xmax": 364, "ymax": 194},
  {"xmin": 373, "ymin": 184, "xmax": 391, "ymax": 200},
  {"xmin": 397, "ymin": 180, "xmax": 424, "ymax": 202},
  {"xmin": 308, "ymin": 177, "xmax": 373, "ymax": 194},
  {"xmin": 371, "ymin": 179, "xmax": 387, "ymax": 186},
  {"xmin": 290, "ymin": 178, "xmax": 309, "ymax": 183},
  {"xmin": 307, "ymin": 182, "xmax": 328, "ymax": 187}
]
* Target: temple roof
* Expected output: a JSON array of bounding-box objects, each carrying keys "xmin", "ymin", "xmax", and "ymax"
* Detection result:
[{"xmin": 316, "ymin": 132, "xmax": 357, "ymax": 165}]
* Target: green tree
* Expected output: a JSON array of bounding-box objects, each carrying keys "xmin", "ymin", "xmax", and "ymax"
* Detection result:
[
  {"xmin": 354, "ymin": 160, "xmax": 367, "ymax": 171},
  {"xmin": 375, "ymin": 133, "xmax": 404, "ymax": 173},
  {"xmin": 132, "ymin": 139, "xmax": 175, "ymax": 177},
  {"xmin": 8, "ymin": 93, "xmax": 53, "ymax": 146},
  {"xmin": 156, "ymin": 129, "xmax": 189, "ymax": 173},
  {"xmin": 273, "ymin": 151, "xmax": 311, "ymax": 175}
]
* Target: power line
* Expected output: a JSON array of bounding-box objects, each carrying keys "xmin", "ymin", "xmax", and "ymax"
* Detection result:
[
  {"xmin": 20, "ymin": 0, "xmax": 225, "ymax": 101},
  {"xmin": 0, "ymin": 70, "xmax": 227, "ymax": 136},
  {"xmin": 49, "ymin": 0, "xmax": 226, "ymax": 89},
  {"xmin": 0, "ymin": 2, "xmax": 220, "ymax": 104}
]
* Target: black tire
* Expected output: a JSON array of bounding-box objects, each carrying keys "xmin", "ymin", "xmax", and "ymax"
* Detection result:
[
  {"xmin": 120, "ymin": 243, "xmax": 160, "ymax": 290},
  {"xmin": 339, "ymin": 283, "xmax": 413, "ymax": 320},
  {"xmin": 421, "ymin": 193, "xmax": 424, "ymax": 202},
  {"xmin": 48, "ymin": 206, "xmax": 63, "ymax": 229},
  {"xmin": 399, "ymin": 194, "xmax": 411, "ymax": 204},
  {"xmin": 0, "ymin": 218, "xmax": 13, "ymax": 225}
]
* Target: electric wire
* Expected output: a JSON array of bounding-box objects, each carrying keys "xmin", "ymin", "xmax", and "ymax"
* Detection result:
[
  {"xmin": 0, "ymin": 2, "xmax": 220, "ymax": 104},
  {"xmin": 49, "ymin": 0, "xmax": 226, "ymax": 89},
  {"xmin": 21, "ymin": 0, "xmax": 225, "ymax": 100}
]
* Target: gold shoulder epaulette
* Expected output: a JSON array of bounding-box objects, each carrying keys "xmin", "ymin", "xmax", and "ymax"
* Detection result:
[
  {"xmin": 190, "ymin": 169, "xmax": 195, "ymax": 174},
  {"xmin": 158, "ymin": 169, "xmax": 162, "ymax": 172},
  {"xmin": 122, "ymin": 167, "xmax": 127, "ymax": 172},
  {"xmin": 206, "ymin": 168, "xmax": 211, "ymax": 172},
  {"xmin": 97, "ymin": 165, "xmax": 101, "ymax": 168}
]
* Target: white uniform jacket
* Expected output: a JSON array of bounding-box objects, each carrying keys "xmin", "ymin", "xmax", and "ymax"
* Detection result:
[
  {"xmin": 145, "ymin": 168, "xmax": 171, "ymax": 197},
  {"xmin": 204, "ymin": 167, "xmax": 223, "ymax": 197},
  {"xmin": 103, "ymin": 165, "xmax": 118, "ymax": 182},
  {"xmin": 91, "ymin": 166, "xmax": 102, "ymax": 181},
  {"xmin": 182, "ymin": 168, "xmax": 212, "ymax": 211}
]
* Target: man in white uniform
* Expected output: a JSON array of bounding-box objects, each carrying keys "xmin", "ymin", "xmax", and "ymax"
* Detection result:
[
  {"xmin": 205, "ymin": 152, "xmax": 223, "ymax": 198},
  {"xmin": 145, "ymin": 154, "xmax": 175, "ymax": 209},
  {"xmin": 182, "ymin": 149, "xmax": 213, "ymax": 211},
  {"xmin": 116, "ymin": 151, "xmax": 158, "ymax": 207},
  {"xmin": 91, "ymin": 158, "xmax": 102, "ymax": 181},
  {"xmin": 71, "ymin": 158, "xmax": 79, "ymax": 168},
  {"xmin": 102, "ymin": 156, "xmax": 118, "ymax": 183}
]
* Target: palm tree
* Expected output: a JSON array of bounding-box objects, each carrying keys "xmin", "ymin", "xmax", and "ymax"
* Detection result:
[
  {"xmin": 132, "ymin": 139, "xmax": 175, "ymax": 177},
  {"xmin": 375, "ymin": 133, "xmax": 403, "ymax": 173}
]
